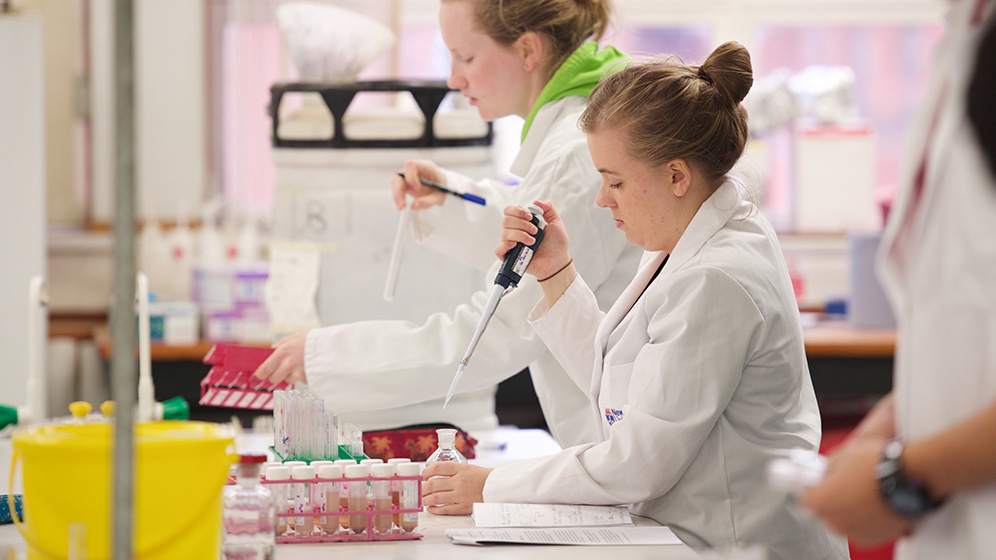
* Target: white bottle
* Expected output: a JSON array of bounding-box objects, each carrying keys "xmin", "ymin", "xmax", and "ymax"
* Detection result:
[
  {"xmin": 222, "ymin": 454, "xmax": 277, "ymax": 560},
  {"xmin": 425, "ymin": 429, "xmax": 467, "ymax": 466}
]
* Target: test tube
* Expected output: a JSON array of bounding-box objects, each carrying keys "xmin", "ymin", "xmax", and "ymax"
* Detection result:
[
  {"xmin": 318, "ymin": 464, "xmax": 343, "ymax": 535},
  {"xmin": 265, "ymin": 465, "xmax": 291, "ymax": 536},
  {"xmin": 396, "ymin": 462, "xmax": 421, "ymax": 533},
  {"xmin": 291, "ymin": 465, "xmax": 316, "ymax": 536},
  {"xmin": 334, "ymin": 459, "xmax": 355, "ymax": 530},
  {"xmin": 344, "ymin": 464, "xmax": 370, "ymax": 534},
  {"xmin": 370, "ymin": 463, "xmax": 395, "ymax": 535},
  {"xmin": 387, "ymin": 458, "xmax": 411, "ymax": 526}
]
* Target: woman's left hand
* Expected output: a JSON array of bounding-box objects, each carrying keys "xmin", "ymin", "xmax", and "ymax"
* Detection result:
[{"xmin": 421, "ymin": 462, "xmax": 493, "ymax": 515}]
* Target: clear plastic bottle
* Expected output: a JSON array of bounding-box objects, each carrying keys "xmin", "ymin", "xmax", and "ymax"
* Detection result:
[
  {"xmin": 222, "ymin": 453, "xmax": 277, "ymax": 560},
  {"xmin": 425, "ymin": 428, "xmax": 468, "ymax": 466}
]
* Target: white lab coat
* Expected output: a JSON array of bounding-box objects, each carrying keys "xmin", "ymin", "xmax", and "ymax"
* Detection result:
[
  {"xmin": 305, "ymin": 96, "xmax": 642, "ymax": 446},
  {"xmin": 483, "ymin": 181, "xmax": 848, "ymax": 560},
  {"xmin": 878, "ymin": 2, "xmax": 996, "ymax": 559}
]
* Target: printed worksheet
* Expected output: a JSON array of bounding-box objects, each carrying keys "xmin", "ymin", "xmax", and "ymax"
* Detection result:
[
  {"xmin": 446, "ymin": 526, "xmax": 682, "ymax": 546},
  {"xmin": 472, "ymin": 503, "xmax": 633, "ymax": 528}
]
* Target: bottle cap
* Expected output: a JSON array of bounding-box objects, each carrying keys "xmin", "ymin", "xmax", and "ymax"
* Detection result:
[
  {"xmin": 436, "ymin": 428, "xmax": 457, "ymax": 447},
  {"xmin": 283, "ymin": 461, "xmax": 307, "ymax": 468},
  {"xmin": 360, "ymin": 458, "xmax": 383, "ymax": 465},
  {"xmin": 334, "ymin": 459, "xmax": 356, "ymax": 467},
  {"xmin": 69, "ymin": 401, "xmax": 92, "ymax": 419},
  {"xmin": 0, "ymin": 404, "xmax": 17, "ymax": 430},
  {"xmin": 318, "ymin": 465, "xmax": 343, "ymax": 479},
  {"xmin": 100, "ymin": 401, "xmax": 116, "ymax": 418},
  {"xmin": 161, "ymin": 396, "xmax": 190, "ymax": 421},
  {"xmin": 239, "ymin": 453, "xmax": 267, "ymax": 464},
  {"xmin": 387, "ymin": 458, "xmax": 411, "ymax": 465},
  {"xmin": 344, "ymin": 464, "xmax": 369, "ymax": 478},
  {"xmin": 292, "ymin": 465, "xmax": 316, "ymax": 480},
  {"xmin": 370, "ymin": 464, "xmax": 395, "ymax": 478},
  {"xmin": 266, "ymin": 465, "xmax": 291, "ymax": 481},
  {"xmin": 310, "ymin": 460, "xmax": 334, "ymax": 469},
  {"xmin": 396, "ymin": 463, "xmax": 420, "ymax": 477}
]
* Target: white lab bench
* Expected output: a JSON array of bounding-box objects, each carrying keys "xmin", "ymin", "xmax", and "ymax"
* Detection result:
[{"xmin": 0, "ymin": 427, "xmax": 701, "ymax": 558}]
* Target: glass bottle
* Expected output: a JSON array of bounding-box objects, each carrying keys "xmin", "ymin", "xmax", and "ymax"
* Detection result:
[
  {"xmin": 222, "ymin": 453, "xmax": 277, "ymax": 560},
  {"xmin": 425, "ymin": 428, "xmax": 467, "ymax": 466}
]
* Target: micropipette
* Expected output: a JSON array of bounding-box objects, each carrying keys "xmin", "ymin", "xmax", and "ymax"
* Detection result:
[{"xmin": 443, "ymin": 205, "xmax": 546, "ymax": 408}]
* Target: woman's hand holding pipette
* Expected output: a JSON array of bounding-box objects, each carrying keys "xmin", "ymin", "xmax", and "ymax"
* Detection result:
[
  {"xmin": 392, "ymin": 159, "xmax": 447, "ymax": 210},
  {"xmin": 251, "ymin": 331, "xmax": 309, "ymax": 386},
  {"xmin": 497, "ymin": 200, "xmax": 576, "ymax": 306},
  {"xmin": 421, "ymin": 462, "xmax": 493, "ymax": 516}
]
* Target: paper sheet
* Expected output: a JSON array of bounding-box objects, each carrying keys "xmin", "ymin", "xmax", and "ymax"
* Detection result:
[
  {"xmin": 446, "ymin": 526, "xmax": 682, "ymax": 546},
  {"xmin": 265, "ymin": 240, "xmax": 324, "ymax": 335},
  {"xmin": 472, "ymin": 503, "xmax": 633, "ymax": 528}
]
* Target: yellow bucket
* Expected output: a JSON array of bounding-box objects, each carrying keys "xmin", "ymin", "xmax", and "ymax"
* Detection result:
[{"xmin": 9, "ymin": 421, "xmax": 234, "ymax": 560}]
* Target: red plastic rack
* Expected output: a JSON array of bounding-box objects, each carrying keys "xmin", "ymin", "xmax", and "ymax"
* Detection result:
[
  {"xmin": 200, "ymin": 343, "xmax": 287, "ymax": 410},
  {"xmin": 261, "ymin": 475, "xmax": 424, "ymax": 543}
]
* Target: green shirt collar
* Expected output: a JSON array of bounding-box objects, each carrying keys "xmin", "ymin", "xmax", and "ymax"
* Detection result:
[{"xmin": 521, "ymin": 42, "xmax": 628, "ymax": 143}]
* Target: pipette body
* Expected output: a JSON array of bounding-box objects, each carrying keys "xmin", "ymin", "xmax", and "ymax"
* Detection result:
[{"xmin": 443, "ymin": 205, "xmax": 546, "ymax": 407}]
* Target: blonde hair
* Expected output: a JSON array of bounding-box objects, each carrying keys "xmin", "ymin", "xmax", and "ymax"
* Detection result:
[
  {"xmin": 580, "ymin": 41, "xmax": 753, "ymax": 189},
  {"xmin": 450, "ymin": 0, "xmax": 612, "ymax": 75}
]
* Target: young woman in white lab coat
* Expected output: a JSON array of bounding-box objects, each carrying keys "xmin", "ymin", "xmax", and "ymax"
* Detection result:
[
  {"xmin": 252, "ymin": 0, "xmax": 641, "ymax": 446},
  {"xmin": 422, "ymin": 43, "xmax": 848, "ymax": 560},
  {"xmin": 800, "ymin": 2, "xmax": 996, "ymax": 558}
]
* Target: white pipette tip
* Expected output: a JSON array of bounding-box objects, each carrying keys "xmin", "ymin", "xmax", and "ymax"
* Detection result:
[{"xmin": 443, "ymin": 363, "xmax": 467, "ymax": 409}]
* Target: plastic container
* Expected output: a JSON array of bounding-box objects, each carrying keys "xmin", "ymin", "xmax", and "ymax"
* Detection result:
[{"xmin": 10, "ymin": 421, "xmax": 233, "ymax": 560}]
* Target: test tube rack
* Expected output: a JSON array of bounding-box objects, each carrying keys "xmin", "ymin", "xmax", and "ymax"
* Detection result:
[
  {"xmin": 260, "ymin": 474, "xmax": 424, "ymax": 543},
  {"xmin": 200, "ymin": 343, "xmax": 288, "ymax": 410}
]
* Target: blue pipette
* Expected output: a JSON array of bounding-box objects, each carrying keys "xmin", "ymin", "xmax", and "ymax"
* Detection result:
[
  {"xmin": 396, "ymin": 172, "xmax": 486, "ymax": 206},
  {"xmin": 444, "ymin": 205, "xmax": 546, "ymax": 408}
]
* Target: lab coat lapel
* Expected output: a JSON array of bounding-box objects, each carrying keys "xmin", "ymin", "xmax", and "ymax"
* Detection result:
[
  {"xmin": 590, "ymin": 251, "xmax": 668, "ymax": 414},
  {"xmin": 510, "ymin": 100, "xmax": 568, "ymax": 177},
  {"xmin": 665, "ymin": 181, "xmax": 745, "ymax": 275}
]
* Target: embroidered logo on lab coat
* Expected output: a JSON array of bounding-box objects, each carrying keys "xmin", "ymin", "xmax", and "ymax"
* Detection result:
[{"xmin": 604, "ymin": 408, "xmax": 624, "ymax": 425}]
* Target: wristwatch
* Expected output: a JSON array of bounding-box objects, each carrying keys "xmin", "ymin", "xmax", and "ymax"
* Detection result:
[{"xmin": 875, "ymin": 439, "xmax": 945, "ymax": 518}]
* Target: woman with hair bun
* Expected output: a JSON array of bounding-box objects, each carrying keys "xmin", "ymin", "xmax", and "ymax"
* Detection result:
[
  {"xmin": 422, "ymin": 42, "xmax": 849, "ymax": 560},
  {"xmin": 253, "ymin": 0, "xmax": 642, "ymax": 447}
]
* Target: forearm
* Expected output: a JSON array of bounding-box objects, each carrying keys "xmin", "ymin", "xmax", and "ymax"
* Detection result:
[{"xmin": 903, "ymin": 398, "xmax": 996, "ymax": 499}]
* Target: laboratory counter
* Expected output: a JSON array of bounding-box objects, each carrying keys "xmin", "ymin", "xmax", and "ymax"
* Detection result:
[{"xmin": 0, "ymin": 509, "xmax": 700, "ymax": 559}]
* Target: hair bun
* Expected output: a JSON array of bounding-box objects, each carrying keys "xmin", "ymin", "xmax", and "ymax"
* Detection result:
[{"xmin": 700, "ymin": 41, "xmax": 753, "ymax": 106}]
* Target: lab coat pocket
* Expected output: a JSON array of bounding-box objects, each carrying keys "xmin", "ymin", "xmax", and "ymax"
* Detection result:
[{"xmin": 599, "ymin": 362, "xmax": 633, "ymax": 427}]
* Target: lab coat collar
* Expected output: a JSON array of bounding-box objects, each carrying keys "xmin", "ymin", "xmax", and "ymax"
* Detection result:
[
  {"xmin": 593, "ymin": 180, "xmax": 750, "ymax": 353},
  {"xmin": 510, "ymin": 96, "xmax": 581, "ymax": 178}
]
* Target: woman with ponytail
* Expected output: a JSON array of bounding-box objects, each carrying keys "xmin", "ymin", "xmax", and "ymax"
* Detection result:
[{"xmin": 422, "ymin": 42, "xmax": 849, "ymax": 560}]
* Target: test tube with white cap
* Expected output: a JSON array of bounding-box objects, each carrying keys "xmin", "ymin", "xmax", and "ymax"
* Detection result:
[
  {"xmin": 265, "ymin": 465, "xmax": 291, "ymax": 536},
  {"xmin": 291, "ymin": 465, "xmax": 316, "ymax": 535},
  {"xmin": 370, "ymin": 463, "xmax": 396, "ymax": 534},
  {"xmin": 317, "ymin": 464, "xmax": 343, "ymax": 535},
  {"xmin": 345, "ymin": 464, "xmax": 370, "ymax": 534},
  {"xmin": 396, "ymin": 462, "xmax": 421, "ymax": 533}
]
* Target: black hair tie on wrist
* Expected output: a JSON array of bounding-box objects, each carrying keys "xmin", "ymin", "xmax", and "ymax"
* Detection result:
[{"xmin": 538, "ymin": 259, "xmax": 573, "ymax": 283}]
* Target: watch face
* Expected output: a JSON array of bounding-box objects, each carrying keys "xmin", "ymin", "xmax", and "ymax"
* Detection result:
[{"xmin": 888, "ymin": 485, "xmax": 928, "ymax": 517}]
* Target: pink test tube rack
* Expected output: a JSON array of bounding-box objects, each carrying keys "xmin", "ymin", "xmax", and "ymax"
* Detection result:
[
  {"xmin": 259, "ymin": 474, "xmax": 424, "ymax": 543},
  {"xmin": 200, "ymin": 343, "xmax": 287, "ymax": 410}
]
